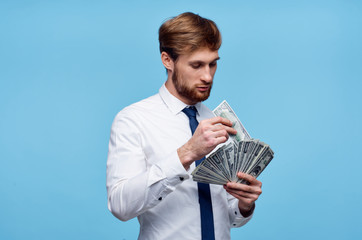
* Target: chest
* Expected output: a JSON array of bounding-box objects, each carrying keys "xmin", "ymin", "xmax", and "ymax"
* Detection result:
[{"xmin": 138, "ymin": 111, "xmax": 192, "ymax": 166}]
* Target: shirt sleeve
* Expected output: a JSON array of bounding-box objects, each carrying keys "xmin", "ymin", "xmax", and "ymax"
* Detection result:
[
  {"xmin": 106, "ymin": 110, "xmax": 189, "ymax": 222},
  {"xmin": 227, "ymin": 192, "xmax": 254, "ymax": 228}
]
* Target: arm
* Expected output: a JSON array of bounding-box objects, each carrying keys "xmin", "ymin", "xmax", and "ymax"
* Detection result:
[{"xmin": 106, "ymin": 111, "xmax": 189, "ymax": 221}]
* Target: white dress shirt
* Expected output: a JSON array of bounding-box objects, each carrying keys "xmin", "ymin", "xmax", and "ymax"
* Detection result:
[{"xmin": 107, "ymin": 84, "xmax": 253, "ymax": 240}]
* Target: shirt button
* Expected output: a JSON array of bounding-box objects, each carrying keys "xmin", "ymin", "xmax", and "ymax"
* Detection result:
[
  {"xmin": 158, "ymin": 197, "xmax": 162, "ymax": 201},
  {"xmin": 179, "ymin": 177, "xmax": 184, "ymax": 181},
  {"xmin": 234, "ymin": 211, "xmax": 237, "ymax": 215}
]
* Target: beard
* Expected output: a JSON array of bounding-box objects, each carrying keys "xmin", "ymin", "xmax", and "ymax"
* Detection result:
[{"xmin": 172, "ymin": 67, "xmax": 212, "ymax": 103}]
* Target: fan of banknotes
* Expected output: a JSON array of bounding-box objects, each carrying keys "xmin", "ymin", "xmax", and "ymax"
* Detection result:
[{"xmin": 191, "ymin": 100, "xmax": 274, "ymax": 185}]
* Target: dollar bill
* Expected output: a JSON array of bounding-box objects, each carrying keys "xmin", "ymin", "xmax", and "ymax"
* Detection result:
[
  {"xmin": 223, "ymin": 142, "xmax": 237, "ymax": 182},
  {"xmin": 213, "ymin": 100, "xmax": 251, "ymax": 142}
]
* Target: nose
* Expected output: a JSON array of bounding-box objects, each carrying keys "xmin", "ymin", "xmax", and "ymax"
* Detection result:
[{"xmin": 201, "ymin": 66, "xmax": 213, "ymax": 83}]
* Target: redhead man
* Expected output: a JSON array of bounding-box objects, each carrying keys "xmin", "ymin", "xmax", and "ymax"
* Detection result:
[{"xmin": 107, "ymin": 12, "xmax": 262, "ymax": 240}]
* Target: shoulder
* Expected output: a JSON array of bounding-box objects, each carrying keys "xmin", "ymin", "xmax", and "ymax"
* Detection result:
[
  {"xmin": 112, "ymin": 93, "xmax": 163, "ymax": 127},
  {"xmin": 122, "ymin": 94, "xmax": 161, "ymax": 114}
]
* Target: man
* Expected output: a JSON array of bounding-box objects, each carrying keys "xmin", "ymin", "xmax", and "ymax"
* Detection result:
[{"xmin": 107, "ymin": 12, "xmax": 262, "ymax": 240}]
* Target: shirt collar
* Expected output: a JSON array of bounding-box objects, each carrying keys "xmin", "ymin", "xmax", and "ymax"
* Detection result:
[{"xmin": 159, "ymin": 83, "xmax": 202, "ymax": 115}]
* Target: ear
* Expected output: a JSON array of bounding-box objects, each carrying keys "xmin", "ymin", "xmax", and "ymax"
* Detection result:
[{"xmin": 161, "ymin": 52, "xmax": 174, "ymax": 72}]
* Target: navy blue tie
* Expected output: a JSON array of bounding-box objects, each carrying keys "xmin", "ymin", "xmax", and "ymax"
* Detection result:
[{"xmin": 182, "ymin": 106, "xmax": 215, "ymax": 240}]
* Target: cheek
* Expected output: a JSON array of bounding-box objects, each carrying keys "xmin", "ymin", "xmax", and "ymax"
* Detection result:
[{"xmin": 183, "ymin": 72, "xmax": 199, "ymax": 83}]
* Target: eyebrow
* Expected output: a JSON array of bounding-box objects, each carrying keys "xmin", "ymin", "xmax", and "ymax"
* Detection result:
[{"xmin": 189, "ymin": 57, "xmax": 221, "ymax": 64}]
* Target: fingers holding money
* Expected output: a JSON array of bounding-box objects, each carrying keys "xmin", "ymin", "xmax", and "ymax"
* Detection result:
[
  {"xmin": 224, "ymin": 172, "xmax": 262, "ymax": 214},
  {"xmin": 192, "ymin": 116, "xmax": 236, "ymax": 151},
  {"xmin": 209, "ymin": 116, "xmax": 233, "ymax": 127},
  {"xmin": 224, "ymin": 183, "xmax": 262, "ymax": 200},
  {"xmin": 200, "ymin": 117, "xmax": 237, "ymax": 141},
  {"xmin": 178, "ymin": 117, "xmax": 237, "ymax": 169},
  {"xmin": 207, "ymin": 123, "xmax": 234, "ymax": 142},
  {"xmin": 236, "ymin": 172, "xmax": 262, "ymax": 188},
  {"xmin": 225, "ymin": 172, "xmax": 262, "ymax": 196}
]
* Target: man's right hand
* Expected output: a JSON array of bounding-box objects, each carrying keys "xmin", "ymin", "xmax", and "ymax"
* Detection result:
[{"xmin": 177, "ymin": 116, "xmax": 237, "ymax": 170}]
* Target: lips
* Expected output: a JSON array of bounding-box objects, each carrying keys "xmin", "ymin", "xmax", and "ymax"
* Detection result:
[{"xmin": 197, "ymin": 86, "xmax": 210, "ymax": 92}]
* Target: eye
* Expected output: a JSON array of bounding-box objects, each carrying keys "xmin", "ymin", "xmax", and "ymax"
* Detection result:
[
  {"xmin": 209, "ymin": 62, "xmax": 217, "ymax": 67},
  {"xmin": 191, "ymin": 64, "xmax": 201, "ymax": 69}
]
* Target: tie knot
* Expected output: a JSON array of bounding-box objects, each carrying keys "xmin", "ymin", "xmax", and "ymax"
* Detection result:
[{"xmin": 182, "ymin": 106, "xmax": 197, "ymax": 118}]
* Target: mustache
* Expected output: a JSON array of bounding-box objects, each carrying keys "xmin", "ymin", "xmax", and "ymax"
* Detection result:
[{"xmin": 197, "ymin": 82, "xmax": 212, "ymax": 87}]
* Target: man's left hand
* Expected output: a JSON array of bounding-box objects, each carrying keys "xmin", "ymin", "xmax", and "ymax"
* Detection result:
[{"xmin": 223, "ymin": 172, "xmax": 262, "ymax": 217}]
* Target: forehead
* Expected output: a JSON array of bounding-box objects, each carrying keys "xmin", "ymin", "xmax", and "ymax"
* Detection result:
[{"xmin": 177, "ymin": 48, "xmax": 219, "ymax": 63}]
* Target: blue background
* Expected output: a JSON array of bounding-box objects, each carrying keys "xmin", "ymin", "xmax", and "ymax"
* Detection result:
[{"xmin": 1, "ymin": 0, "xmax": 361, "ymax": 239}]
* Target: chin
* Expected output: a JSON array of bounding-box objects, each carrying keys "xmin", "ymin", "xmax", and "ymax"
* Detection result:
[{"xmin": 195, "ymin": 92, "xmax": 211, "ymax": 102}]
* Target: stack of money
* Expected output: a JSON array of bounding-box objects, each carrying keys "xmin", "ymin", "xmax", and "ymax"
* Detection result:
[{"xmin": 191, "ymin": 101, "xmax": 274, "ymax": 185}]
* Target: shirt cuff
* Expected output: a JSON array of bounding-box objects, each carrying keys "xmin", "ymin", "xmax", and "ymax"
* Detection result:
[
  {"xmin": 147, "ymin": 150, "xmax": 189, "ymax": 188},
  {"xmin": 229, "ymin": 200, "xmax": 254, "ymax": 228}
]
